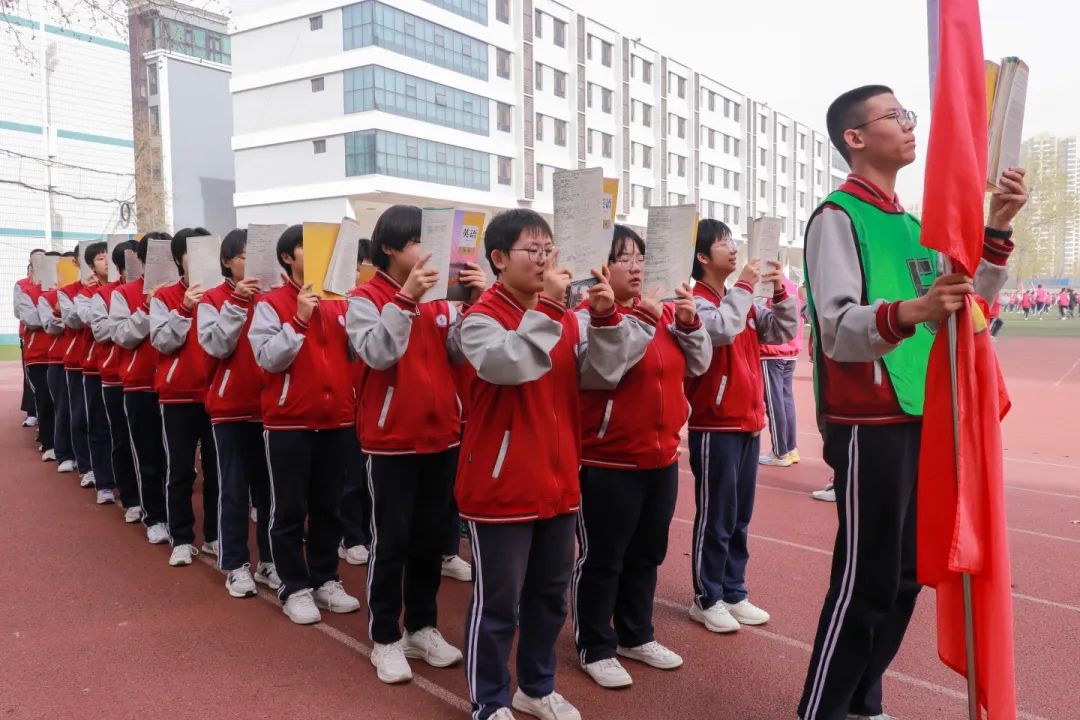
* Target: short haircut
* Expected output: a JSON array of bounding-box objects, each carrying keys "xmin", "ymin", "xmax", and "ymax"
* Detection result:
[
  {"xmin": 693, "ymin": 219, "xmax": 732, "ymax": 281},
  {"xmin": 171, "ymin": 227, "xmax": 210, "ymax": 272},
  {"xmin": 220, "ymin": 228, "xmax": 247, "ymax": 279},
  {"xmin": 357, "ymin": 238, "xmax": 371, "ymax": 264},
  {"xmin": 608, "ymin": 224, "xmax": 645, "ymax": 264},
  {"xmin": 138, "ymin": 231, "xmax": 172, "ymax": 263},
  {"xmin": 371, "ymin": 205, "xmax": 421, "ymax": 271},
  {"xmin": 112, "ymin": 240, "xmax": 135, "ymax": 272},
  {"xmin": 29, "ymin": 248, "xmax": 46, "ymax": 256},
  {"xmin": 44, "ymin": 251, "xmax": 61, "ymax": 257},
  {"xmin": 826, "ymin": 84, "xmax": 894, "ymax": 164},
  {"xmin": 276, "ymin": 224, "xmax": 303, "ymax": 271},
  {"xmin": 83, "ymin": 241, "xmax": 108, "ymax": 267},
  {"xmin": 483, "ymin": 208, "xmax": 553, "ymax": 277},
  {"xmin": 61, "ymin": 251, "xmax": 75, "ymax": 258}
]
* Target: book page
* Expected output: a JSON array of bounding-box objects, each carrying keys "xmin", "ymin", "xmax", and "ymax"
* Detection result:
[
  {"xmin": 447, "ymin": 210, "xmax": 486, "ymax": 302},
  {"xmin": 244, "ymin": 223, "xmax": 287, "ymax": 290},
  {"xmin": 57, "ymin": 257, "xmax": 80, "ymax": 287},
  {"xmin": 106, "ymin": 234, "xmax": 127, "ymax": 282},
  {"xmin": 553, "ymin": 167, "xmax": 606, "ymax": 287},
  {"xmin": 143, "ymin": 238, "xmax": 179, "ymax": 291},
  {"xmin": 77, "ymin": 240, "xmax": 94, "ymax": 283},
  {"xmin": 419, "ymin": 208, "xmax": 456, "ymax": 303},
  {"xmin": 302, "ymin": 222, "xmax": 340, "ymax": 298},
  {"xmin": 602, "ymin": 177, "xmax": 619, "ymax": 248},
  {"xmin": 32, "ymin": 255, "xmax": 58, "ymax": 290},
  {"xmin": 748, "ymin": 217, "xmax": 783, "ymax": 298},
  {"xmin": 124, "ymin": 250, "xmax": 144, "ymax": 282},
  {"xmin": 187, "ymin": 235, "xmax": 223, "ymax": 291},
  {"xmin": 643, "ymin": 204, "xmax": 698, "ymax": 300},
  {"xmin": 995, "ymin": 58, "xmax": 1028, "ymax": 189},
  {"xmin": 984, "ymin": 60, "xmax": 1000, "ymax": 128},
  {"xmin": 323, "ymin": 217, "xmax": 364, "ymax": 297}
]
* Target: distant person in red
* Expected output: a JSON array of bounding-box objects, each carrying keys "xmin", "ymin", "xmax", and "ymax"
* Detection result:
[
  {"xmin": 1034, "ymin": 284, "xmax": 1048, "ymax": 316},
  {"xmin": 1021, "ymin": 290, "xmax": 1033, "ymax": 318},
  {"xmin": 1058, "ymin": 288, "xmax": 1070, "ymax": 319},
  {"xmin": 989, "ymin": 292, "xmax": 1004, "ymax": 338}
]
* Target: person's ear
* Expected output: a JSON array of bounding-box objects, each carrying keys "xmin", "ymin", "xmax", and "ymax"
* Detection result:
[
  {"xmin": 491, "ymin": 249, "xmax": 508, "ymax": 273},
  {"xmin": 843, "ymin": 128, "xmax": 865, "ymax": 157}
]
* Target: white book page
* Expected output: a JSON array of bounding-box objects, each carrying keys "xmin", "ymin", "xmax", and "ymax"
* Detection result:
[
  {"xmin": 143, "ymin": 238, "xmax": 180, "ymax": 290},
  {"xmin": 32, "ymin": 255, "xmax": 58, "ymax": 290},
  {"xmin": 244, "ymin": 224, "xmax": 287, "ymax": 290},
  {"xmin": 553, "ymin": 167, "xmax": 605, "ymax": 285},
  {"xmin": 124, "ymin": 250, "xmax": 144, "ymax": 282},
  {"xmin": 107, "ymin": 235, "xmax": 126, "ymax": 282},
  {"xmin": 995, "ymin": 60, "xmax": 1028, "ymax": 188},
  {"xmin": 748, "ymin": 217, "xmax": 783, "ymax": 298},
  {"xmin": 643, "ymin": 205, "xmax": 698, "ymax": 299},
  {"xmin": 419, "ymin": 208, "xmax": 456, "ymax": 303},
  {"xmin": 77, "ymin": 240, "xmax": 94, "ymax": 282},
  {"xmin": 323, "ymin": 217, "xmax": 364, "ymax": 297},
  {"xmin": 187, "ymin": 235, "xmax": 223, "ymax": 291}
]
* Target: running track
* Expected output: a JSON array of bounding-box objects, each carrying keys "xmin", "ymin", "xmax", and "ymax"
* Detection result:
[{"xmin": 2, "ymin": 337, "xmax": 1077, "ymax": 719}]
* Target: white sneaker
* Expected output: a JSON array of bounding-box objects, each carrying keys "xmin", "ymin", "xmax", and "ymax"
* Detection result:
[
  {"xmin": 338, "ymin": 543, "xmax": 370, "ymax": 565},
  {"xmin": 617, "ymin": 641, "xmax": 683, "ymax": 669},
  {"xmin": 847, "ymin": 714, "xmax": 899, "ymax": 720},
  {"xmin": 57, "ymin": 459, "xmax": 75, "ymax": 473},
  {"xmin": 371, "ymin": 640, "xmax": 413, "ymax": 684},
  {"xmin": 146, "ymin": 523, "xmax": 170, "ymax": 544},
  {"xmin": 490, "ymin": 709, "xmax": 518, "ymax": 720},
  {"xmin": 811, "ymin": 484, "xmax": 837, "ymax": 503},
  {"xmin": 201, "ymin": 540, "xmax": 219, "ymax": 557},
  {"xmin": 282, "ymin": 588, "xmax": 322, "ymax": 625},
  {"xmin": 254, "ymin": 562, "xmax": 282, "ymax": 590},
  {"xmin": 41, "ymin": 448, "xmax": 56, "ymax": 462},
  {"xmin": 758, "ymin": 453, "xmax": 794, "ymax": 467},
  {"xmin": 441, "ymin": 554, "xmax": 472, "ymax": 582},
  {"xmin": 124, "ymin": 506, "xmax": 143, "ymax": 524},
  {"xmin": 403, "ymin": 626, "xmax": 463, "ymax": 668},
  {"xmin": 96, "ymin": 489, "xmax": 115, "ymax": 505},
  {"xmin": 581, "ymin": 657, "xmax": 633, "ymax": 688},
  {"xmin": 511, "ymin": 689, "xmax": 582, "ymax": 720},
  {"xmin": 23, "ymin": 416, "xmax": 38, "ymax": 428},
  {"xmin": 169, "ymin": 543, "xmax": 197, "ymax": 567},
  {"xmin": 725, "ymin": 599, "xmax": 770, "ymax": 626},
  {"xmin": 226, "ymin": 564, "xmax": 257, "ymax": 598},
  {"xmin": 80, "ymin": 471, "xmax": 96, "ymax": 488},
  {"xmin": 689, "ymin": 601, "xmax": 741, "ymax": 633},
  {"xmin": 313, "ymin": 580, "xmax": 361, "ymax": 614}
]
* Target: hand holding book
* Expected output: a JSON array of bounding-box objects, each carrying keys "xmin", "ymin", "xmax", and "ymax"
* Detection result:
[
  {"xmin": 402, "ymin": 252, "xmax": 439, "ymax": 303},
  {"xmin": 987, "ymin": 167, "xmax": 1028, "ymax": 230}
]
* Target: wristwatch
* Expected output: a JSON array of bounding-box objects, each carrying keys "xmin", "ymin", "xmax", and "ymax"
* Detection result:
[{"xmin": 985, "ymin": 226, "xmax": 1013, "ymax": 241}]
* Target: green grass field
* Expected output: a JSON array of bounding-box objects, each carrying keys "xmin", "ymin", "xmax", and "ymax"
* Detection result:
[
  {"xmin": 0, "ymin": 345, "xmax": 21, "ymax": 362},
  {"xmin": 997, "ymin": 313, "xmax": 1080, "ymax": 338}
]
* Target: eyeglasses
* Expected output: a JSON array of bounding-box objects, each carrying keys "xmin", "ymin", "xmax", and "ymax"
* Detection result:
[
  {"xmin": 851, "ymin": 109, "xmax": 918, "ymax": 130},
  {"xmin": 509, "ymin": 246, "xmax": 556, "ymax": 263},
  {"xmin": 612, "ymin": 254, "xmax": 645, "ymax": 268}
]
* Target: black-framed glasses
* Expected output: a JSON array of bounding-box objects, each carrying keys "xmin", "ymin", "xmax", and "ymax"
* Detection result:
[
  {"xmin": 612, "ymin": 253, "xmax": 645, "ymax": 268},
  {"xmin": 852, "ymin": 109, "xmax": 918, "ymax": 130},
  {"xmin": 509, "ymin": 246, "xmax": 555, "ymax": 262}
]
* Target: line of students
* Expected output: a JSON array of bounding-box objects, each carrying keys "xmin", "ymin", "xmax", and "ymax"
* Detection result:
[{"xmin": 14, "ymin": 209, "xmax": 797, "ymax": 720}]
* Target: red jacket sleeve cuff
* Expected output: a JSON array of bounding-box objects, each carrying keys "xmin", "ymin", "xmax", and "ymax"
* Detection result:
[
  {"xmin": 288, "ymin": 315, "xmax": 309, "ymax": 333},
  {"xmin": 733, "ymin": 280, "xmax": 754, "ymax": 295},
  {"xmin": 392, "ymin": 292, "xmax": 420, "ymax": 313},
  {"xmin": 228, "ymin": 292, "xmax": 251, "ymax": 307},
  {"xmin": 630, "ymin": 307, "xmax": 658, "ymax": 327},
  {"xmin": 982, "ymin": 234, "xmax": 1014, "ymax": 266},
  {"xmin": 589, "ymin": 305, "xmax": 619, "ymax": 327},
  {"xmin": 536, "ymin": 296, "xmax": 566, "ymax": 321},
  {"xmin": 772, "ymin": 288, "xmax": 789, "ymax": 303},
  {"xmin": 177, "ymin": 303, "xmax": 193, "ymax": 319},
  {"xmin": 876, "ymin": 301, "xmax": 915, "ymax": 345},
  {"xmin": 675, "ymin": 316, "xmax": 703, "ymax": 333}
]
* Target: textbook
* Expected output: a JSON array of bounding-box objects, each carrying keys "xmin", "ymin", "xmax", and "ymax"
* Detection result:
[
  {"xmin": 106, "ymin": 234, "xmax": 128, "ymax": 282},
  {"xmin": 420, "ymin": 208, "xmax": 487, "ymax": 302},
  {"xmin": 322, "ymin": 218, "xmax": 364, "ymax": 297},
  {"xmin": 985, "ymin": 56, "xmax": 1028, "ymax": 192},
  {"xmin": 187, "ymin": 235, "xmax": 223, "ymax": 290},
  {"xmin": 553, "ymin": 167, "xmax": 609, "ymax": 306},
  {"xmin": 143, "ymin": 237, "xmax": 179, "ymax": 290},
  {"xmin": 77, "ymin": 240, "xmax": 94, "ymax": 283},
  {"xmin": 56, "ymin": 256, "xmax": 80, "ymax": 287},
  {"xmin": 244, "ymin": 224, "xmax": 288, "ymax": 290},
  {"xmin": 32, "ymin": 255, "xmax": 58, "ymax": 291},
  {"xmin": 125, "ymin": 250, "xmax": 144, "ymax": 282},
  {"xmin": 643, "ymin": 204, "xmax": 698, "ymax": 300},
  {"xmin": 748, "ymin": 217, "xmax": 783, "ymax": 298}
]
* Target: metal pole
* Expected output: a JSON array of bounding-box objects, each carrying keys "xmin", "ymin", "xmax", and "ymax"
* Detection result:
[{"xmin": 38, "ymin": 20, "xmax": 55, "ymax": 251}]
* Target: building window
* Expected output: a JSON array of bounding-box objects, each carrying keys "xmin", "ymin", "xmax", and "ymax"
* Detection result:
[
  {"xmin": 148, "ymin": 105, "xmax": 160, "ymax": 136},
  {"xmin": 345, "ymin": 130, "xmax": 490, "ymax": 190},
  {"xmin": 498, "ymin": 156, "xmax": 512, "ymax": 185},
  {"xmin": 534, "ymin": 10, "xmax": 543, "ymax": 37},
  {"xmin": 344, "ymin": 65, "xmax": 490, "ymax": 136},
  {"xmin": 310, "ymin": 15, "xmax": 323, "ymax": 30},
  {"xmin": 147, "ymin": 64, "xmax": 158, "ymax": 96},
  {"xmin": 553, "ymin": 18, "xmax": 566, "ymax": 47},
  {"xmin": 708, "ymin": 128, "xmax": 716, "ymax": 149},
  {"xmin": 536, "ymin": 163, "xmax": 545, "ymax": 191},
  {"xmin": 497, "ymin": 102, "xmax": 511, "ymax": 132},
  {"xmin": 759, "ymin": 148, "xmax": 767, "ymax": 166},
  {"xmin": 602, "ymin": 132, "xmax": 613, "ymax": 159},
  {"xmin": 343, "ymin": 2, "xmax": 488, "ymax": 80},
  {"xmin": 780, "ymin": 156, "xmax": 787, "ymax": 173},
  {"xmin": 535, "ymin": 62, "xmax": 543, "ymax": 90},
  {"xmin": 816, "ymin": 139, "xmax": 823, "ymax": 157},
  {"xmin": 496, "ymin": 0, "xmax": 509, "ymax": 23},
  {"xmin": 535, "ymin": 113, "xmax": 544, "ymax": 141},
  {"xmin": 799, "ymin": 132, "xmax": 806, "ymax": 150},
  {"xmin": 677, "ymin": 155, "xmax": 686, "ymax": 177},
  {"xmin": 733, "ymin": 103, "xmax": 741, "ymax": 122},
  {"xmin": 587, "ymin": 130, "xmax": 594, "ymax": 154},
  {"xmin": 587, "ymin": 83, "xmax": 593, "ymax": 108},
  {"xmin": 641, "ymin": 102, "xmax": 652, "ymax": 127},
  {"xmin": 311, "ymin": 76, "xmax": 325, "ymax": 92},
  {"xmin": 799, "ymin": 162, "xmax": 806, "ymax": 180},
  {"xmin": 676, "ymin": 115, "xmax": 686, "ymax": 139},
  {"xmin": 602, "ymin": 88, "xmax": 612, "ymax": 114},
  {"xmin": 759, "ymin": 114, "xmax": 767, "ymax": 132},
  {"xmin": 641, "ymin": 59, "xmax": 652, "ymax": 84},
  {"xmin": 723, "ymin": 97, "xmax": 731, "ymax": 118},
  {"xmin": 707, "ymin": 164, "xmax": 715, "ymax": 185},
  {"xmin": 601, "ymin": 40, "xmax": 612, "ymax": 67},
  {"xmin": 670, "ymin": 73, "xmax": 686, "ymax": 98},
  {"xmin": 722, "ymin": 169, "xmax": 730, "ymax": 189},
  {"xmin": 759, "ymin": 179, "xmax": 767, "ymax": 198},
  {"xmin": 780, "ymin": 125, "xmax": 788, "ymax": 142},
  {"xmin": 816, "ymin": 169, "xmax": 823, "ymax": 185},
  {"xmin": 733, "ymin": 172, "xmax": 740, "ymax": 191},
  {"xmin": 497, "ymin": 49, "xmax": 511, "ymax": 79},
  {"xmin": 418, "ymin": 0, "xmax": 487, "ymax": 23},
  {"xmin": 643, "ymin": 145, "xmax": 651, "ymax": 168},
  {"xmin": 313, "ymin": 139, "xmax": 327, "ymax": 154},
  {"xmin": 151, "ymin": 16, "xmax": 232, "ymax": 64},
  {"xmin": 723, "ymin": 134, "xmax": 730, "ymax": 154},
  {"xmin": 555, "ymin": 118, "xmax": 567, "ymax": 146},
  {"xmin": 733, "ymin": 207, "xmax": 740, "ymax": 225},
  {"xmin": 799, "ymin": 191, "xmax": 806, "ymax": 208},
  {"xmin": 554, "ymin": 70, "xmax": 566, "ymax": 97},
  {"xmin": 780, "ymin": 186, "xmax": 787, "ymax": 203},
  {"xmin": 733, "ymin": 138, "xmax": 740, "ymax": 157}
]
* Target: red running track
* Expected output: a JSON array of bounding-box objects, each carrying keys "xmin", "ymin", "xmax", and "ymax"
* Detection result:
[{"xmin": 1, "ymin": 336, "xmax": 1077, "ymax": 719}]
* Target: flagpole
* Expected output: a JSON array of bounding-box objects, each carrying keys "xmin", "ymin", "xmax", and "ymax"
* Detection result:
[{"xmin": 943, "ymin": 254, "xmax": 981, "ymax": 720}]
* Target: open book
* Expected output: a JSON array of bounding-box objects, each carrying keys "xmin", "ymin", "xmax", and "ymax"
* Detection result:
[
  {"xmin": 303, "ymin": 219, "xmax": 364, "ymax": 298},
  {"xmin": 643, "ymin": 205, "xmax": 698, "ymax": 300},
  {"xmin": 419, "ymin": 208, "xmax": 487, "ymax": 302},
  {"xmin": 106, "ymin": 234, "xmax": 128, "ymax": 282},
  {"xmin": 244, "ymin": 224, "xmax": 288, "ymax": 291},
  {"xmin": 187, "ymin": 235, "xmax": 223, "ymax": 290},
  {"xmin": 32, "ymin": 255, "xmax": 58, "ymax": 291},
  {"xmin": 553, "ymin": 168, "xmax": 611, "ymax": 306},
  {"xmin": 143, "ymin": 237, "xmax": 180, "ymax": 290},
  {"xmin": 985, "ymin": 57, "xmax": 1028, "ymax": 192},
  {"xmin": 57, "ymin": 256, "xmax": 80, "ymax": 287},
  {"xmin": 125, "ymin": 250, "xmax": 144, "ymax": 282},
  {"xmin": 77, "ymin": 240, "xmax": 94, "ymax": 283},
  {"xmin": 748, "ymin": 217, "xmax": 783, "ymax": 298}
]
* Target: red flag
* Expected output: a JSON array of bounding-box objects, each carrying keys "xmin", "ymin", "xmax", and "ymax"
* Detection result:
[{"xmin": 919, "ymin": 1, "xmax": 1017, "ymax": 717}]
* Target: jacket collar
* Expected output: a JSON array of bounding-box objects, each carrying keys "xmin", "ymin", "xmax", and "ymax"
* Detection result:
[{"xmin": 839, "ymin": 173, "xmax": 904, "ymax": 213}]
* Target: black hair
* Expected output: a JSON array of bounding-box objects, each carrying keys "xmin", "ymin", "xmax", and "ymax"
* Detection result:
[
  {"xmin": 608, "ymin": 224, "xmax": 645, "ymax": 264},
  {"xmin": 44, "ymin": 251, "xmax": 61, "ymax": 257},
  {"xmin": 276, "ymin": 224, "xmax": 304, "ymax": 272},
  {"xmin": 357, "ymin": 238, "xmax": 371, "ymax": 265},
  {"xmin": 83, "ymin": 241, "xmax": 108, "ymax": 268},
  {"xmin": 138, "ymin": 231, "xmax": 172, "ymax": 263},
  {"xmin": 29, "ymin": 248, "xmax": 46, "ymax": 256},
  {"xmin": 220, "ymin": 228, "xmax": 247, "ymax": 279},
  {"xmin": 171, "ymin": 227, "xmax": 210, "ymax": 273},
  {"xmin": 61, "ymin": 251, "xmax": 75, "ymax": 258},
  {"xmin": 371, "ymin": 205, "xmax": 422, "ymax": 272},
  {"xmin": 826, "ymin": 84, "xmax": 894, "ymax": 164},
  {"xmin": 692, "ymin": 219, "xmax": 732, "ymax": 281},
  {"xmin": 483, "ymin": 208, "xmax": 553, "ymax": 277},
  {"xmin": 112, "ymin": 240, "xmax": 135, "ymax": 272}
]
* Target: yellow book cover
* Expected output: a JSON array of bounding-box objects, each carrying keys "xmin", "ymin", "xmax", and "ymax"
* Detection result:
[
  {"xmin": 302, "ymin": 222, "xmax": 342, "ymax": 298},
  {"xmin": 57, "ymin": 257, "xmax": 80, "ymax": 286},
  {"xmin": 984, "ymin": 60, "xmax": 999, "ymax": 128},
  {"xmin": 602, "ymin": 177, "xmax": 619, "ymax": 231},
  {"xmin": 447, "ymin": 210, "xmax": 487, "ymax": 302}
]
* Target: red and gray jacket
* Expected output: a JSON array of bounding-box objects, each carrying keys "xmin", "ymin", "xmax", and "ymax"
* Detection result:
[
  {"xmin": 59, "ymin": 281, "xmax": 90, "ymax": 372},
  {"xmin": 580, "ymin": 300, "xmax": 711, "ymax": 469},
  {"xmin": 197, "ymin": 279, "xmax": 264, "ymax": 424},
  {"xmin": 15, "ymin": 279, "xmax": 50, "ymax": 366},
  {"xmin": 38, "ymin": 289, "xmax": 67, "ymax": 363},
  {"xmin": 79, "ymin": 280, "xmax": 112, "ymax": 376},
  {"xmin": 760, "ymin": 277, "xmax": 804, "ymax": 359},
  {"xmin": 684, "ymin": 280, "xmax": 798, "ymax": 433},
  {"xmin": 248, "ymin": 279, "xmax": 356, "ymax": 431},
  {"xmin": 346, "ymin": 270, "xmax": 462, "ymax": 455},
  {"xmin": 89, "ymin": 281, "xmax": 126, "ymax": 387},
  {"xmin": 110, "ymin": 278, "xmax": 159, "ymax": 392},
  {"xmin": 150, "ymin": 279, "xmax": 216, "ymax": 404},
  {"xmin": 455, "ymin": 284, "xmax": 632, "ymax": 524}
]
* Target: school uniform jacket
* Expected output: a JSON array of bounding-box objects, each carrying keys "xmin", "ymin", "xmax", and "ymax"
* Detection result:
[
  {"xmin": 76, "ymin": 282, "xmax": 108, "ymax": 377},
  {"xmin": 580, "ymin": 300, "xmax": 711, "ymax": 470},
  {"xmin": 90, "ymin": 281, "xmax": 126, "ymax": 387},
  {"xmin": 197, "ymin": 279, "xmax": 263, "ymax": 424},
  {"xmin": 110, "ymin": 278, "xmax": 159, "ymax": 392},
  {"xmin": 59, "ymin": 282, "xmax": 89, "ymax": 372},
  {"xmin": 455, "ymin": 283, "xmax": 632, "ymax": 524},
  {"xmin": 150, "ymin": 279, "xmax": 215, "ymax": 404},
  {"xmin": 346, "ymin": 270, "xmax": 462, "ymax": 455},
  {"xmin": 248, "ymin": 278, "xmax": 356, "ymax": 431},
  {"xmin": 15, "ymin": 279, "xmax": 50, "ymax": 366},
  {"xmin": 684, "ymin": 280, "xmax": 798, "ymax": 433},
  {"xmin": 38, "ymin": 290, "xmax": 67, "ymax": 364}
]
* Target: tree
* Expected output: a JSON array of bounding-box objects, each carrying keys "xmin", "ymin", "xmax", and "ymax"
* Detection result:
[{"xmin": 1010, "ymin": 140, "xmax": 1080, "ymax": 284}]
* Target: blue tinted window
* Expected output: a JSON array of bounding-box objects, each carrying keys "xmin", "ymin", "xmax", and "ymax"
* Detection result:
[
  {"xmin": 345, "ymin": 130, "xmax": 490, "ymax": 191},
  {"xmin": 344, "ymin": 66, "xmax": 489, "ymax": 136}
]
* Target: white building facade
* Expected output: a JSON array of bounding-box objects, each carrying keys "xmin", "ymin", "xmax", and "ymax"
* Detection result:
[{"xmin": 230, "ymin": 0, "xmax": 840, "ymax": 260}]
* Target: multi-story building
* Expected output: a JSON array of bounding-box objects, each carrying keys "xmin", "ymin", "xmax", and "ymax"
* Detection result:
[
  {"xmin": 230, "ymin": 0, "xmax": 838, "ymax": 261},
  {"xmin": 128, "ymin": 0, "xmax": 236, "ymax": 234},
  {"xmin": 1021, "ymin": 134, "xmax": 1079, "ymax": 276},
  {"xmin": 0, "ymin": 1, "xmax": 136, "ymax": 340}
]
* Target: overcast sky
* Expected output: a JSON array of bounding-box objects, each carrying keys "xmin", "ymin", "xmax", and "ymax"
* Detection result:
[{"xmin": 575, "ymin": 0, "xmax": 1079, "ymax": 204}]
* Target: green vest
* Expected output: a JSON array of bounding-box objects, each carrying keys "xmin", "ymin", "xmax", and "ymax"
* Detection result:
[{"xmin": 804, "ymin": 190, "xmax": 936, "ymax": 416}]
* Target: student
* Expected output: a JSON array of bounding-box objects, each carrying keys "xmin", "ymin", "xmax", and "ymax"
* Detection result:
[
  {"xmin": 759, "ymin": 275, "xmax": 804, "ymax": 467},
  {"xmin": 90, "ymin": 241, "xmax": 142, "ymax": 523},
  {"xmin": 58, "ymin": 251, "xmax": 94, "ymax": 487},
  {"xmin": 197, "ymin": 228, "xmax": 280, "ymax": 596},
  {"xmin": 111, "ymin": 233, "xmax": 171, "ymax": 545},
  {"xmin": 457, "ymin": 208, "xmax": 632, "ymax": 720},
  {"xmin": 79, "ymin": 241, "xmax": 118, "ymax": 505},
  {"xmin": 14, "ymin": 248, "xmax": 47, "ymax": 428},
  {"xmin": 347, "ymin": 204, "xmax": 481, "ymax": 683},
  {"xmin": 1021, "ymin": 290, "xmax": 1032, "ymax": 318},
  {"xmin": 248, "ymin": 224, "xmax": 361, "ymax": 625},
  {"xmin": 1058, "ymin": 288, "xmax": 1070, "ymax": 320},
  {"xmin": 684, "ymin": 219, "xmax": 797, "ymax": 636},
  {"xmin": 798, "ymin": 85, "xmax": 1025, "ymax": 720},
  {"xmin": 15, "ymin": 250, "xmax": 54, "ymax": 458},
  {"xmin": 1034, "ymin": 284, "xmax": 1047, "ymax": 317},
  {"xmin": 572, "ymin": 225, "xmax": 711, "ymax": 689},
  {"xmin": 38, "ymin": 252, "xmax": 77, "ymax": 472}
]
